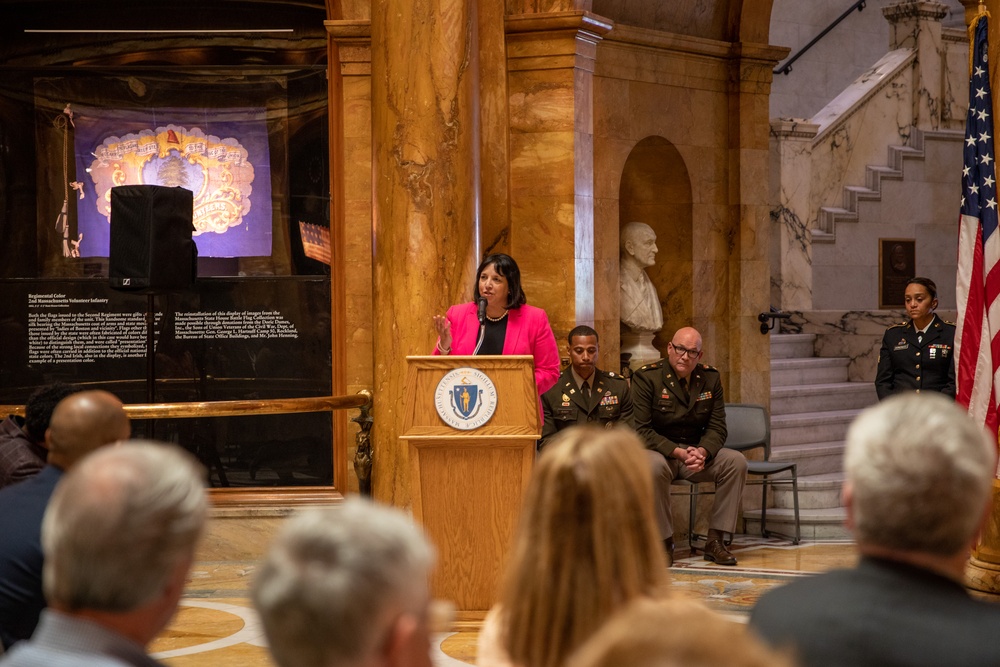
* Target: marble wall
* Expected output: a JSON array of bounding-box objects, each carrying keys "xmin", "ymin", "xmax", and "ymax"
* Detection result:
[
  {"xmin": 596, "ymin": 28, "xmax": 735, "ymax": 374},
  {"xmin": 769, "ymin": 0, "xmax": 965, "ymax": 120},
  {"xmin": 770, "ymin": 5, "xmax": 968, "ymax": 316},
  {"xmin": 781, "ymin": 309, "xmax": 957, "ymax": 382},
  {"xmin": 329, "ymin": 2, "xmax": 787, "ymax": 506},
  {"xmin": 594, "ymin": 26, "xmax": 784, "ymax": 402}
]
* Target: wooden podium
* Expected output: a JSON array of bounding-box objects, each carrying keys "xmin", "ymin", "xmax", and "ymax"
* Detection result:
[{"xmin": 401, "ymin": 355, "xmax": 539, "ymax": 614}]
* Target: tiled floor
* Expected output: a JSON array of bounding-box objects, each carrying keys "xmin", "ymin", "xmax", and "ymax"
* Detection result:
[{"xmin": 152, "ymin": 537, "xmax": 859, "ymax": 667}]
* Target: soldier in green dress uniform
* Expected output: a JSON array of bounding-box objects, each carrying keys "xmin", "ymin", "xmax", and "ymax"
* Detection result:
[
  {"xmin": 539, "ymin": 326, "xmax": 633, "ymax": 450},
  {"xmin": 631, "ymin": 327, "xmax": 747, "ymax": 566}
]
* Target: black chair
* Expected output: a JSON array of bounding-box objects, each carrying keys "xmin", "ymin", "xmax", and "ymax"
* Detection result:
[
  {"xmin": 671, "ymin": 403, "xmax": 800, "ymax": 547},
  {"xmin": 726, "ymin": 403, "xmax": 800, "ymax": 544}
]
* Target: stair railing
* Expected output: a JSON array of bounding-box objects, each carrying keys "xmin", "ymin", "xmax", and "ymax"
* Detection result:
[
  {"xmin": 774, "ymin": 1, "xmax": 866, "ymax": 76},
  {"xmin": 759, "ymin": 309, "xmax": 792, "ymax": 335}
]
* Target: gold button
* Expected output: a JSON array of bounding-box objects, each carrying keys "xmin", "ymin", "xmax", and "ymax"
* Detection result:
[
  {"xmin": 916, "ymin": 389, "xmax": 921, "ymax": 393},
  {"xmin": 916, "ymin": 376, "xmax": 921, "ymax": 381},
  {"xmin": 915, "ymin": 364, "xmax": 920, "ymax": 369},
  {"xmin": 916, "ymin": 352, "xmax": 921, "ymax": 357}
]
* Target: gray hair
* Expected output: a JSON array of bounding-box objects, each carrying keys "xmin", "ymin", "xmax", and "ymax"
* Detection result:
[
  {"xmin": 844, "ymin": 393, "xmax": 994, "ymax": 555},
  {"xmin": 41, "ymin": 441, "xmax": 207, "ymax": 611},
  {"xmin": 252, "ymin": 499, "xmax": 434, "ymax": 667}
]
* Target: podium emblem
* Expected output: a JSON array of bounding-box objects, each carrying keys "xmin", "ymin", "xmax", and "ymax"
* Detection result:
[{"xmin": 435, "ymin": 367, "xmax": 498, "ymax": 430}]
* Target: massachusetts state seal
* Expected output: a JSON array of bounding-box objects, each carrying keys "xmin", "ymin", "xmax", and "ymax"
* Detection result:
[{"xmin": 434, "ymin": 367, "xmax": 498, "ymax": 430}]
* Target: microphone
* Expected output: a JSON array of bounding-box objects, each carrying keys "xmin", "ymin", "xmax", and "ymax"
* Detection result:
[{"xmin": 473, "ymin": 297, "xmax": 488, "ymax": 354}]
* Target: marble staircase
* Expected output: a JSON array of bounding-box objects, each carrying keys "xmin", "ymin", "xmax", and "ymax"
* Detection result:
[{"xmin": 743, "ymin": 333, "xmax": 877, "ymax": 540}]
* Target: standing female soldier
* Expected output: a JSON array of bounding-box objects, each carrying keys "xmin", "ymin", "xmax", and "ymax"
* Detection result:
[{"xmin": 875, "ymin": 277, "xmax": 955, "ymax": 400}]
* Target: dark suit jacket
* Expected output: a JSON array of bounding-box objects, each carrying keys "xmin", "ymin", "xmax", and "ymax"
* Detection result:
[
  {"xmin": 749, "ymin": 556, "xmax": 1000, "ymax": 667},
  {"xmin": 0, "ymin": 465, "xmax": 63, "ymax": 650},
  {"xmin": 539, "ymin": 367, "xmax": 633, "ymax": 448},
  {"xmin": 875, "ymin": 315, "xmax": 955, "ymax": 400},
  {"xmin": 0, "ymin": 416, "xmax": 46, "ymax": 491},
  {"xmin": 631, "ymin": 360, "xmax": 727, "ymax": 460}
]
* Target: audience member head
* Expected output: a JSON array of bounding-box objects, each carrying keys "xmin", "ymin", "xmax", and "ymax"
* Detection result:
[
  {"xmin": 41, "ymin": 441, "xmax": 207, "ymax": 644},
  {"xmin": 567, "ymin": 598, "xmax": 795, "ymax": 667},
  {"xmin": 45, "ymin": 390, "xmax": 131, "ymax": 470},
  {"xmin": 844, "ymin": 393, "xmax": 994, "ymax": 560},
  {"xmin": 498, "ymin": 426, "xmax": 668, "ymax": 667},
  {"xmin": 253, "ymin": 499, "xmax": 437, "ymax": 667},
  {"xmin": 22, "ymin": 382, "xmax": 80, "ymax": 443}
]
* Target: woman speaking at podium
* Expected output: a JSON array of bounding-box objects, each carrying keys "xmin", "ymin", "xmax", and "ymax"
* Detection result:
[{"xmin": 432, "ymin": 253, "xmax": 560, "ymax": 395}]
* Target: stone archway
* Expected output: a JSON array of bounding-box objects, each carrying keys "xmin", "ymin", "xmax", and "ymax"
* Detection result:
[{"xmin": 619, "ymin": 135, "xmax": 694, "ymax": 353}]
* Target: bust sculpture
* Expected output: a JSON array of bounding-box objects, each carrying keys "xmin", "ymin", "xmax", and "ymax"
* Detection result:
[{"xmin": 619, "ymin": 221, "xmax": 663, "ymax": 333}]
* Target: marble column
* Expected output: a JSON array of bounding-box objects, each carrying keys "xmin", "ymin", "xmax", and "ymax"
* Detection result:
[
  {"xmin": 724, "ymin": 44, "xmax": 786, "ymax": 407},
  {"xmin": 769, "ymin": 120, "xmax": 819, "ymax": 312},
  {"xmin": 505, "ymin": 11, "xmax": 612, "ymax": 350},
  {"xmin": 326, "ymin": 16, "xmax": 373, "ymax": 494},
  {"xmin": 370, "ymin": 0, "xmax": 479, "ymax": 507},
  {"xmin": 883, "ymin": 1, "xmax": 950, "ymax": 131},
  {"xmin": 479, "ymin": 0, "xmax": 511, "ymax": 255}
]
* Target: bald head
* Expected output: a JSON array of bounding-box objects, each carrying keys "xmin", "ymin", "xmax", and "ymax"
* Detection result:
[
  {"xmin": 666, "ymin": 327, "xmax": 704, "ymax": 379},
  {"xmin": 672, "ymin": 327, "xmax": 701, "ymax": 347},
  {"xmin": 46, "ymin": 390, "xmax": 130, "ymax": 470}
]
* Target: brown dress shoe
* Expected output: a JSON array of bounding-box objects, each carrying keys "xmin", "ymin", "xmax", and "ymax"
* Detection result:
[{"xmin": 703, "ymin": 539, "xmax": 737, "ymax": 566}]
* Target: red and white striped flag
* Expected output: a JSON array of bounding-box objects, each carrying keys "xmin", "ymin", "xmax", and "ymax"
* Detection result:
[{"xmin": 956, "ymin": 14, "xmax": 1000, "ymax": 443}]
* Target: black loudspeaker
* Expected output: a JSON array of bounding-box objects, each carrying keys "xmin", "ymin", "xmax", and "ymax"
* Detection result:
[{"xmin": 109, "ymin": 185, "xmax": 196, "ymax": 292}]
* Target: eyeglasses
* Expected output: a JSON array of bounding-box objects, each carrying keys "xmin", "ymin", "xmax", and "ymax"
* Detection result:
[{"xmin": 669, "ymin": 343, "xmax": 701, "ymax": 359}]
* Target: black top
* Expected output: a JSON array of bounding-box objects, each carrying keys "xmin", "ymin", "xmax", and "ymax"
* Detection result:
[
  {"xmin": 749, "ymin": 556, "xmax": 1000, "ymax": 667},
  {"xmin": 477, "ymin": 316, "xmax": 507, "ymax": 355},
  {"xmin": 0, "ymin": 465, "xmax": 63, "ymax": 650}
]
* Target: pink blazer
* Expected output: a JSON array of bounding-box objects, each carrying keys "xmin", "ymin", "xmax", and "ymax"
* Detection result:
[{"xmin": 433, "ymin": 302, "xmax": 561, "ymax": 395}]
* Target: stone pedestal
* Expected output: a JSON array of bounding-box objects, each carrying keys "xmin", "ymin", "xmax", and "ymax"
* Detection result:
[
  {"xmin": 967, "ymin": 480, "xmax": 1000, "ymax": 594},
  {"xmin": 621, "ymin": 328, "xmax": 660, "ymax": 369}
]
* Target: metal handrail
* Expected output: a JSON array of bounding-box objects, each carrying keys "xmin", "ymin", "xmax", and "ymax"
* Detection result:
[
  {"xmin": 0, "ymin": 392, "xmax": 371, "ymax": 419},
  {"xmin": 774, "ymin": 1, "xmax": 866, "ymax": 76},
  {"xmin": 0, "ymin": 390, "xmax": 374, "ymax": 499}
]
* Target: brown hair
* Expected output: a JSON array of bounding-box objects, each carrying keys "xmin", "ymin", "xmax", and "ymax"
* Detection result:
[
  {"xmin": 567, "ymin": 598, "xmax": 796, "ymax": 667},
  {"xmin": 498, "ymin": 426, "xmax": 669, "ymax": 667}
]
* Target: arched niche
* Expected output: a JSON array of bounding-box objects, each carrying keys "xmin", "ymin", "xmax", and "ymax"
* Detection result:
[{"xmin": 618, "ymin": 135, "xmax": 693, "ymax": 351}]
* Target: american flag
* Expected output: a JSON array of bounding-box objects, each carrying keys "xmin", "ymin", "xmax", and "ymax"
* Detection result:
[
  {"xmin": 298, "ymin": 221, "xmax": 331, "ymax": 266},
  {"xmin": 956, "ymin": 15, "xmax": 1000, "ymax": 442}
]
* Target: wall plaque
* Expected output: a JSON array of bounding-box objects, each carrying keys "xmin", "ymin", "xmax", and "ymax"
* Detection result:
[{"xmin": 879, "ymin": 238, "xmax": 915, "ymax": 308}]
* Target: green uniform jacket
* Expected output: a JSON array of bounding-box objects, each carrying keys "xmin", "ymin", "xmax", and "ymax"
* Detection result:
[
  {"xmin": 539, "ymin": 367, "xmax": 633, "ymax": 449},
  {"xmin": 631, "ymin": 360, "xmax": 727, "ymax": 461}
]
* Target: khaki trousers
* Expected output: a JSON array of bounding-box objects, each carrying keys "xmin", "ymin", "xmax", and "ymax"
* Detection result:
[{"xmin": 647, "ymin": 448, "xmax": 748, "ymax": 540}]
